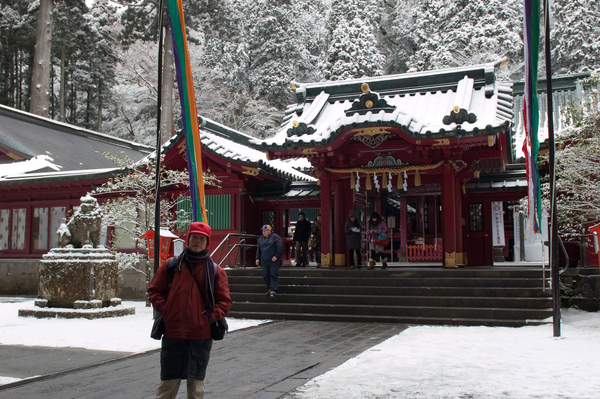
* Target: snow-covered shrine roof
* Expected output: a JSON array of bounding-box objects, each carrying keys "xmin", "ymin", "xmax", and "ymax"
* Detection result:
[
  {"xmin": 252, "ymin": 62, "xmax": 513, "ymax": 151},
  {"xmin": 0, "ymin": 104, "xmax": 153, "ymax": 183},
  {"xmin": 163, "ymin": 116, "xmax": 316, "ymax": 182}
]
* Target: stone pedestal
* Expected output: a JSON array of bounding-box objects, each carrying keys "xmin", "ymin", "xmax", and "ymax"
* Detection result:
[{"xmin": 38, "ymin": 245, "xmax": 118, "ymax": 308}]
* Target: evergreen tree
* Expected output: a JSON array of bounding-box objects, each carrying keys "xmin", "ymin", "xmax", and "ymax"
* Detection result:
[
  {"xmin": 551, "ymin": 0, "xmax": 600, "ymax": 74},
  {"xmin": 551, "ymin": 73, "xmax": 600, "ymax": 243},
  {"xmin": 50, "ymin": 0, "xmax": 118, "ymax": 130},
  {"xmin": 385, "ymin": 0, "xmax": 418, "ymax": 74},
  {"xmin": 408, "ymin": 0, "xmax": 523, "ymax": 79},
  {"xmin": 324, "ymin": 0, "xmax": 385, "ymax": 80},
  {"xmin": 0, "ymin": 0, "xmax": 36, "ymax": 110},
  {"xmin": 245, "ymin": 0, "xmax": 302, "ymax": 105}
]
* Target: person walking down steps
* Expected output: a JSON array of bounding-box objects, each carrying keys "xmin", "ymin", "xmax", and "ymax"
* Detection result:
[
  {"xmin": 367, "ymin": 212, "xmax": 388, "ymax": 270},
  {"xmin": 256, "ymin": 225, "xmax": 284, "ymax": 297}
]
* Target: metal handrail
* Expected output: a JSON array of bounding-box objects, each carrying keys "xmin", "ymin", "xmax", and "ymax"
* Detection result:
[
  {"xmin": 542, "ymin": 235, "xmax": 570, "ymax": 291},
  {"xmin": 211, "ymin": 233, "xmax": 260, "ymax": 268}
]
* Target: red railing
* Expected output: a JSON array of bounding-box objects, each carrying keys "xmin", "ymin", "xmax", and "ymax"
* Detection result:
[{"xmin": 406, "ymin": 244, "xmax": 443, "ymax": 261}]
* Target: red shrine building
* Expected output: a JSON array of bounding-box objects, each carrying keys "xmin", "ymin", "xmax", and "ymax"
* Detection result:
[
  {"xmin": 1, "ymin": 62, "xmax": 595, "ymax": 296},
  {"xmin": 252, "ymin": 62, "xmax": 517, "ymax": 267}
]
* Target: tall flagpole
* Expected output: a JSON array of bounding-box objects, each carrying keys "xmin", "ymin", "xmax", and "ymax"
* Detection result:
[
  {"xmin": 543, "ymin": 0, "xmax": 560, "ymax": 337},
  {"xmin": 154, "ymin": 0, "xmax": 165, "ymax": 273}
]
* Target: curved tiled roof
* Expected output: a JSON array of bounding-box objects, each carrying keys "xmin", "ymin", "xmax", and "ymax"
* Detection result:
[
  {"xmin": 252, "ymin": 62, "xmax": 514, "ymax": 151},
  {"xmin": 163, "ymin": 116, "xmax": 316, "ymax": 182}
]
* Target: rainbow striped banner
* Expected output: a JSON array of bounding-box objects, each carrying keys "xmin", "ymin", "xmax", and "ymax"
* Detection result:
[
  {"xmin": 166, "ymin": 0, "xmax": 207, "ymax": 223},
  {"xmin": 523, "ymin": 0, "xmax": 542, "ymax": 233}
]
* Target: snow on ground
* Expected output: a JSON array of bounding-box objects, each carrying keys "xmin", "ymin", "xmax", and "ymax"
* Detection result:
[
  {"xmin": 2, "ymin": 297, "xmax": 599, "ymax": 398},
  {"xmin": 0, "ymin": 298, "xmax": 266, "ymax": 353},
  {"xmin": 284, "ymin": 309, "xmax": 600, "ymax": 399}
]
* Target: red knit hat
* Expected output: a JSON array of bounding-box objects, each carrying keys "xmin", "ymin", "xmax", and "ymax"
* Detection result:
[{"xmin": 187, "ymin": 222, "xmax": 212, "ymax": 246}]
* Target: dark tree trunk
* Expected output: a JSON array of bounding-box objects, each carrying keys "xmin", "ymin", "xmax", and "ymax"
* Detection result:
[{"xmin": 29, "ymin": 0, "xmax": 55, "ymax": 117}]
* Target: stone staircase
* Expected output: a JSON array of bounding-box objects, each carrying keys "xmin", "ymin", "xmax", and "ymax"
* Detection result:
[{"xmin": 225, "ymin": 266, "xmax": 553, "ymax": 327}]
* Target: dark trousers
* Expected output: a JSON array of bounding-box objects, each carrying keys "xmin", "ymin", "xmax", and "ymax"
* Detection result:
[
  {"xmin": 295, "ymin": 240, "xmax": 308, "ymax": 266},
  {"xmin": 261, "ymin": 259, "xmax": 280, "ymax": 293},
  {"xmin": 348, "ymin": 248, "xmax": 361, "ymax": 266},
  {"xmin": 314, "ymin": 236, "xmax": 321, "ymax": 263},
  {"xmin": 370, "ymin": 250, "xmax": 384, "ymax": 261}
]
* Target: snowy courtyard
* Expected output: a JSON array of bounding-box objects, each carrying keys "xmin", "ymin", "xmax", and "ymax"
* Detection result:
[{"xmin": 1, "ymin": 297, "xmax": 599, "ymax": 398}]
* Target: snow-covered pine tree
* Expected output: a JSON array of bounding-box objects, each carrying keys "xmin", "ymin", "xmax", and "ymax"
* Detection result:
[
  {"xmin": 324, "ymin": 0, "xmax": 385, "ymax": 80},
  {"xmin": 50, "ymin": 0, "xmax": 118, "ymax": 129},
  {"xmin": 408, "ymin": 0, "xmax": 523, "ymax": 79},
  {"xmin": 551, "ymin": 73, "xmax": 600, "ymax": 242},
  {"xmin": 384, "ymin": 0, "xmax": 418, "ymax": 74},
  {"xmin": 245, "ymin": 0, "xmax": 302, "ymax": 106},
  {"xmin": 551, "ymin": 0, "xmax": 600, "ymax": 74},
  {"xmin": 0, "ymin": 0, "xmax": 38, "ymax": 110}
]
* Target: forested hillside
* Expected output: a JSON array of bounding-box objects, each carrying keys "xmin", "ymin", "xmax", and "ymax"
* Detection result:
[{"xmin": 1, "ymin": 0, "xmax": 599, "ymax": 144}]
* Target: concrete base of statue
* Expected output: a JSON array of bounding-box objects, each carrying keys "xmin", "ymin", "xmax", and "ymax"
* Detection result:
[{"xmin": 19, "ymin": 245, "xmax": 135, "ymax": 319}]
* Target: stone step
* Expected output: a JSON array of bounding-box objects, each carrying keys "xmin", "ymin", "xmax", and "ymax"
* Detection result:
[
  {"xmin": 225, "ymin": 266, "xmax": 553, "ymax": 326},
  {"xmin": 225, "ymin": 310, "xmax": 551, "ymax": 327},
  {"xmin": 230, "ymin": 292, "xmax": 552, "ymax": 309},
  {"xmin": 230, "ymin": 283, "xmax": 550, "ymax": 298},
  {"xmin": 228, "ymin": 276, "xmax": 548, "ymax": 288},
  {"xmin": 230, "ymin": 301, "xmax": 552, "ymax": 321},
  {"xmin": 228, "ymin": 266, "xmax": 549, "ymax": 279}
]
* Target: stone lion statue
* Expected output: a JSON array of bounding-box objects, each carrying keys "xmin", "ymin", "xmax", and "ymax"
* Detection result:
[{"xmin": 57, "ymin": 195, "xmax": 103, "ymax": 248}]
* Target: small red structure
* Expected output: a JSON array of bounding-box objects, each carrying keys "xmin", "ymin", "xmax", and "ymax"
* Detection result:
[{"xmin": 140, "ymin": 229, "xmax": 180, "ymax": 261}]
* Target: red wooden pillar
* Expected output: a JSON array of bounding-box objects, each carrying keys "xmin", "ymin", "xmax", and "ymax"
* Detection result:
[
  {"xmin": 319, "ymin": 171, "xmax": 333, "ymax": 267},
  {"xmin": 400, "ymin": 196, "xmax": 408, "ymax": 261},
  {"xmin": 441, "ymin": 163, "xmax": 459, "ymax": 267},
  {"xmin": 333, "ymin": 180, "xmax": 346, "ymax": 266},
  {"xmin": 455, "ymin": 178, "xmax": 465, "ymax": 265}
]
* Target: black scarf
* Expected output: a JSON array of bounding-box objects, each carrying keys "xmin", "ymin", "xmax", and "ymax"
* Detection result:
[{"xmin": 167, "ymin": 247, "xmax": 217, "ymax": 319}]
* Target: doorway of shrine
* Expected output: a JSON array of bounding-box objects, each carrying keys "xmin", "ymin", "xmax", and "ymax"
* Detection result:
[{"xmin": 358, "ymin": 190, "xmax": 443, "ymax": 263}]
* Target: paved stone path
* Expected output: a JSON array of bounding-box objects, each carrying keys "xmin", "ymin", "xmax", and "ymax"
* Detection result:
[{"xmin": 0, "ymin": 320, "xmax": 407, "ymax": 399}]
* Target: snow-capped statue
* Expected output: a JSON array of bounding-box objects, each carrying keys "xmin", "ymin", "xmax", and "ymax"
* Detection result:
[{"xmin": 57, "ymin": 195, "xmax": 103, "ymax": 248}]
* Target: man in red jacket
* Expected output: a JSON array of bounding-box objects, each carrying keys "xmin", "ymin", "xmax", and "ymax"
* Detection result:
[{"xmin": 148, "ymin": 222, "xmax": 232, "ymax": 399}]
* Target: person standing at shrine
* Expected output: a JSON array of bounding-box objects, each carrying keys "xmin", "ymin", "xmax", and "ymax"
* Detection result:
[
  {"xmin": 345, "ymin": 210, "xmax": 362, "ymax": 268},
  {"xmin": 293, "ymin": 212, "xmax": 311, "ymax": 267},
  {"xmin": 255, "ymin": 225, "xmax": 284, "ymax": 297},
  {"xmin": 367, "ymin": 212, "xmax": 388, "ymax": 269}
]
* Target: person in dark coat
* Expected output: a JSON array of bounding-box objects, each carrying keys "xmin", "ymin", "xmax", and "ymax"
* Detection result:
[
  {"xmin": 255, "ymin": 224, "xmax": 284, "ymax": 296},
  {"xmin": 292, "ymin": 212, "xmax": 311, "ymax": 267},
  {"xmin": 345, "ymin": 210, "xmax": 362, "ymax": 268},
  {"xmin": 148, "ymin": 222, "xmax": 232, "ymax": 399}
]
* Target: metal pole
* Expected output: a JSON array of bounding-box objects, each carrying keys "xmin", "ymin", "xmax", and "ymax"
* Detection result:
[
  {"xmin": 544, "ymin": 0, "xmax": 560, "ymax": 337},
  {"xmin": 154, "ymin": 0, "xmax": 165, "ymax": 273}
]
